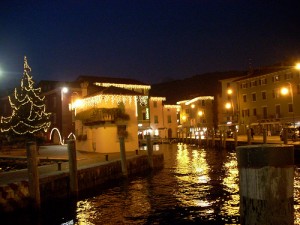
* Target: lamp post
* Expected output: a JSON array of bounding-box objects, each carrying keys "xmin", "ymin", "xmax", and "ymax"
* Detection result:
[
  {"xmin": 61, "ymin": 87, "xmax": 68, "ymax": 101},
  {"xmin": 226, "ymin": 88, "xmax": 235, "ymax": 123},
  {"xmin": 281, "ymin": 82, "xmax": 295, "ymax": 129},
  {"xmin": 225, "ymin": 101, "xmax": 234, "ymax": 122}
]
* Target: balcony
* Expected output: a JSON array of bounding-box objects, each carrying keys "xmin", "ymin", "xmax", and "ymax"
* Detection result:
[{"xmin": 75, "ymin": 108, "xmax": 130, "ymax": 126}]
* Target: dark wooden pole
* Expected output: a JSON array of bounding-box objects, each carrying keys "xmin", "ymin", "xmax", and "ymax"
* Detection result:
[
  {"xmin": 68, "ymin": 139, "xmax": 78, "ymax": 197},
  {"xmin": 146, "ymin": 135, "xmax": 153, "ymax": 169},
  {"xmin": 237, "ymin": 144, "xmax": 294, "ymax": 225},
  {"xmin": 247, "ymin": 129, "xmax": 252, "ymax": 145},
  {"xmin": 26, "ymin": 142, "xmax": 40, "ymax": 209}
]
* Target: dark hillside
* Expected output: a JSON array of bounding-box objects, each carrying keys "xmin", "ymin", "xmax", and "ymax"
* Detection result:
[{"xmin": 150, "ymin": 71, "xmax": 245, "ymax": 104}]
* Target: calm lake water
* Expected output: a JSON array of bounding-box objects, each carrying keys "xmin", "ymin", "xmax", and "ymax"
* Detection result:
[{"xmin": 3, "ymin": 143, "xmax": 300, "ymax": 224}]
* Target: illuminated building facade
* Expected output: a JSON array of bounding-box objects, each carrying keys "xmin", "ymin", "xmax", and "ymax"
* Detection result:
[
  {"xmin": 177, "ymin": 96, "xmax": 215, "ymax": 139},
  {"xmin": 219, "ymin": 65, "xmax": 300, "ymax": 135},
  {"xmin": 146, "ymin": 97, "xmax": 179, "ymax": 139}
]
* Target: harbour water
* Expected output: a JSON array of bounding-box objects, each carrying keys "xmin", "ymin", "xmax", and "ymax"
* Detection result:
[{"xmin": 3, "ymin": 143, "xmax": 300, "ymax": 224}]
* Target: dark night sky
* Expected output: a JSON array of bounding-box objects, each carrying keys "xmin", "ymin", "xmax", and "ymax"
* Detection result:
[{"xmin": 0, "ymin": 0, "xmax": 300, "ymax": 90}]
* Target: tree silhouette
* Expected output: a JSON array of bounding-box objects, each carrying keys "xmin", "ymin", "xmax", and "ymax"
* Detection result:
[{"xmin": 0, "ymin": 56, "xmax": 51, "ymax": 138}]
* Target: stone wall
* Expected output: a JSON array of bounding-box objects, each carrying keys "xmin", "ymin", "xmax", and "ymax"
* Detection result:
[{"xmin": 0, "ymin": 154, "xmax": 164, "ymax": 212}]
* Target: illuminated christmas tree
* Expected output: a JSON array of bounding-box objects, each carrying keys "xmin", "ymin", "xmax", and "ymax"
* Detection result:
[{"xmin": 0, "ymin": 56, "xmax": 51, "ymax": 138}]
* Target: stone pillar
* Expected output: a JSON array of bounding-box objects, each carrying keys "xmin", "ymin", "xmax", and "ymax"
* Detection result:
[
  {"xmin": 237, "ymin": 144, "xmax": 294, "ymax": 225},
  {"xmin": 26, "ymin": 142, "xmax": 40, "ymax": 209},
  {"xmin": 68, "ymin": 139, "xmax": 78, "ymax": 197},
  {"xmin": 146, "ymin": 135, "xmax": 153, "ymax": 169},
  {"xmin": 119, "ymin": 136, "xmax": 128, "ymax": 176}
]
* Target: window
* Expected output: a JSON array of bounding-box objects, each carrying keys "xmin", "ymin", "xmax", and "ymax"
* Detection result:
[
  {"xmin": 285, "ymin": 72, "xmax": 293, "ymax": 80},
  {"xmin": 261, "ymin": 91, "xmax": 267, "ymax": 100},
  {"xmin": 153, "ymin": 101, "xmax": 157, "ymax": 108},
  {"xmin": 202, "ymin": 100, "xmax": 206, "ymax": 106},
  {"xmin": 185, "ymin": 108, "xmax": 190, "ymax": 114},
  {"xmin": 243, "ymin": 94, "xmax": 247, "ymax": 102},
  {"xmin": 297, "ymin": 84, "xmax": 300, "ymax": 94},
  {"xmin": 242, "ymin": 83, "xmax": 248, "ymax": 89},
  {"xmin": 262, "ymin": 107, "xmax": 268, "ymax": 119},
  {"xmin": 288, "ymin": 103, "xmax": 293, "ymax": 113},
  {"xmin": 253, "ymin": 108, "xmax": 257, "ymax": 116},
  {"xmin": 251, "ymin": 80, "xmax": 257, "ymax": 87},
  {"xmin": 242, "ymin": 109, "xmax": 250, "ymax": 117},
  {"xmin": 252, "ymin": 93, "xmax": 256, "ymax": 102},
  {"xmin": 154, "ymin": 115, "xmax": 159, "ymax": 123},
  {"xmin": 259, "ymin": 78, "xmax": 267, "ymax": 85},
  {"xmin": 272, "ymin": 75, "xmax": 280, "ymax": 82},
  {"xmin": 167, "ymin": 115, "xmax": 172, "ymax": 123}
]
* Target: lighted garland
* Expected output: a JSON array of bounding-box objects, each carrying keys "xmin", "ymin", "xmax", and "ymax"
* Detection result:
[
  {"xmin": 76, "ymin": 94, "xmax": 148, "ymax": 112},
  {"xmin": 94, "ymin": 82, "xmax": 151, "ymax": 90},
  {"xmin": 0, "ymin": 56, "xmax": 51, "ymax": 135}
]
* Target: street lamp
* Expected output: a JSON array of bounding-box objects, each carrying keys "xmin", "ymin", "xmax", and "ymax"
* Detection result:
[
  {"xmin": 225, "ymin": 101, "xmax": 234, "ymax": 122},
  {"xmin": 61, "ymin": 87, "xmax": 68, "ymax": 101},
  {"xmin": 281, "ymin": 82, "xmax": 294, "ymax": 128}
]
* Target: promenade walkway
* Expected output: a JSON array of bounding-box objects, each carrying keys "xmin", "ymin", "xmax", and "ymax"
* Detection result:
[
  {"xmin": 0, "ymin": 135, "xmax": 298, "ymax": 186},
  {"xmin": 0, "ymin": 145, "xmax": 147, "ymax": 186}
]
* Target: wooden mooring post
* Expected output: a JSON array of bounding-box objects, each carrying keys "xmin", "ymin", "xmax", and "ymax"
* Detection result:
[
  {"xmin": 68, "ymin": 139, "xmax": 78, "ymax": 197},
  {"xmin": 146, "ymin": 135, "xmax": 154, "ymax": 169},
  {"xmin": 26, "ymin": 142, "xmax": 40, "ymax": 209},
  {"xmin": 237, "ymin": 144, "xmax": 294, "ymax": 225}
]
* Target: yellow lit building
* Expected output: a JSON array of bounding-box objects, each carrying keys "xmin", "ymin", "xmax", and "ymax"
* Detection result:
[
  {"xmin": 220, "ymin": 64, "xmax": 300, "ymax": 135},
  {"xmin": 177, "ymin": 96, "xmax": 214, "ymax": 139},
  {"xmin": 147, "ymin": 97, "xmax": 179, "ymax": 139}
]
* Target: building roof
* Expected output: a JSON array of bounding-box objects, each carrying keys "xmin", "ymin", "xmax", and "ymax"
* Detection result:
[
  {"xmin": 86, "ymin": 84, "xmax": 144, "ymax": 97},
  {"xmin": 232, "ymin": 67, "xmax": 292, "ymax": 82},
  {"xmin": 75, "ymin": 75, "xmax": 149, "ymax": 86}
]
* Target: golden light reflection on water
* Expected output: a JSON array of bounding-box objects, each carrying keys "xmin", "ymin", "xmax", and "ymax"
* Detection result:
[
  {"xmin": 294, "ymin": 168, "xmax": 300, "ymax": 225},
  {"xmin": 174, "ymin": 144, "xmax": 240, "ymax": 218},
  {"xmin": 221, "ymin": 153, "xmax": 239, "ymax": 216},
  {"xmin": 75, "ymin": 180, "xmax": 151, "ymax": 225}
]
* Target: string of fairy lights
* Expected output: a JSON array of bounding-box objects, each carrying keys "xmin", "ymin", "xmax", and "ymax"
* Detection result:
[{"xmin": 0, "ymin": 56, "xmax": 51, "ymax": 135}]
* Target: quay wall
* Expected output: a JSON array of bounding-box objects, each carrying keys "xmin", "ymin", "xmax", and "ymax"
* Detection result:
[{"xmin": 0, "ymin": 154, "xmax": 164, "ymax": 212}]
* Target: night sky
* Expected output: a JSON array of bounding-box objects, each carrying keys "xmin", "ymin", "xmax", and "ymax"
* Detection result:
[{"xmin": 0, "ymin": 1, "xmax": 299, "ymax": 90}]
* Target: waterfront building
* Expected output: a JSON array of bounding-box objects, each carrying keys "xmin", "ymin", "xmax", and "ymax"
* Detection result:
[
  {"xmin": 218, "ymin": 76, "xmax": 244, "ymax": 133},
  {"xmin": 72, "ymin": 81, "xmax": 144, "ymax": 153},
  {"xmin": 219, "ymin": 64, "xmax": 300, "ymax": 135},
  {"xmin": 146, "ymin": 97, "xmax": 179, "ymax": 139},
  {"xmin": 177, "ymin": 96, "xmax": 214, "ymax": 139}
]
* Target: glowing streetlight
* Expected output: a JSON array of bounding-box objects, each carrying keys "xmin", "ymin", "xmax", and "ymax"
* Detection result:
[
  {"xmin": 281, "ymin": 82, "xmax": 294, "ymax": 128},
  {"xmin": 198, "ymin": 110, "xmax": 203, "ymax": 117},
  {"xmin": 225, "ymin": 102, "xmax": 232, "ymax": 110},
  {"xmin": 227, "ymin": 88, "xmax": 233, "ymax": 95},
  {"xmin": 295, "ymin": 63, "xmax": 300, "ymax": 70},
  {"xmin": 61, "ymin": 87, "xmax": 68, "ymax": 101}
]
